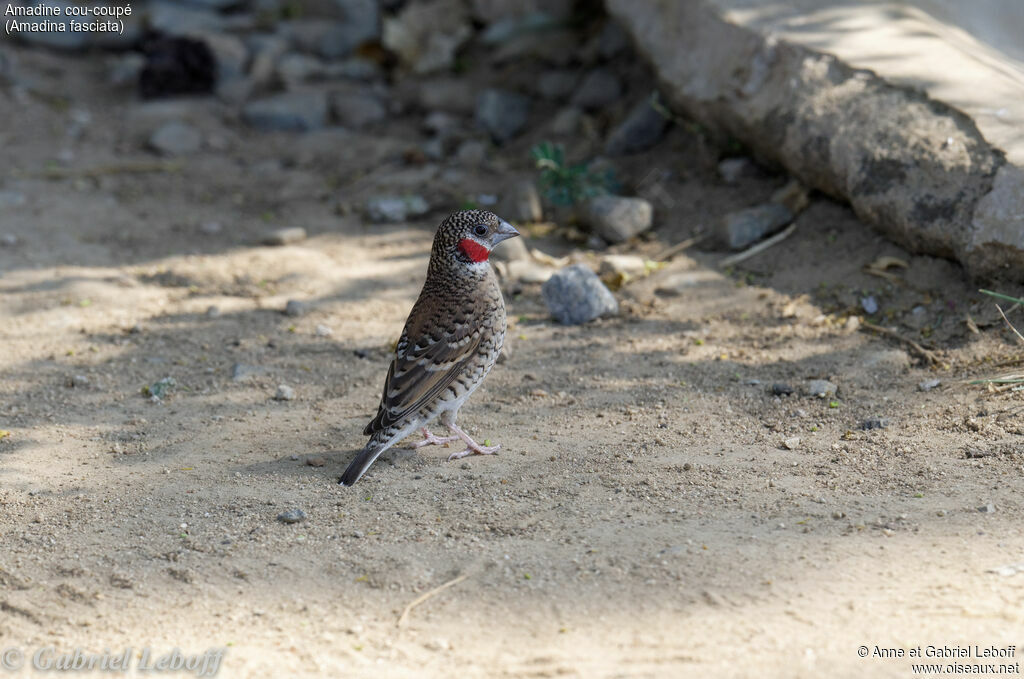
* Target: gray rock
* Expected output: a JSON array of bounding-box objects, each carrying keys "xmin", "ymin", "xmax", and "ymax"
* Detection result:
[
  {"xmin": 69, "ymin": 375, "xmax": 90, "ymax": 389},
  {"xmin": 416, "ymin": 78, "xmax": 476, "ymax": 115},
  {"xmin": 860, "ymin": 417, "xmax": 889, "ymax": 430},
  {"xmin": 315, "ymin": 324, "xmax": 333, "ymax": 337},
  {"xmin": 498, "ymin": 180, "xmax": 542, "ymax": 223},
  {"xmin": 805, "ymin": 380, "xmax": 838, "ymax": 398},
  {"xmin": 330, "ymin": 91, "xmax": 387, "ymax": 128},
  {"xmin": 918, "ymin": 378, "xmax": 941, "ymax": 392},
  {"xmin": 978, "ymin": 504, "xmax": 996, "ymax": 514},
  {"xmin": 276, "ymin": 52, "xmax": 326, "ymax": 83},
  {"xmin": 860, "ymin": 295, "xmax": 879, "ymax": 315},
  {"xmin": 717, "ymin": 157, "xmax": 758, "ymax": 184},
  {"xmin": 284, "ymin": 300, "xmax": 307, "ymax": 317},
  {"xmin": 542, "ymin": 264, "xmax": 619, "ymax": 325},
  {"xmin": 0, "ymin": 191, "xmax": 27, "ymax": 209},
  {"xmin": 275, "ymin": 384, "xmax": 297, "ymax": 401},
  {"xmin": 782, "ymin": 437, "xmax": 801, "ymax": 450},
  {"xmin": 332, "ymin": 0, "xmax": 380, "ymax": 47},
  {"xmin": 550, "ymin": 107, "xmax": 583, "ymax": 135},
  {"xmin": 772, "ymin": 383, "xmax": 794, "ymax": 396},
  {"xmin": 583, "ymin": 195, "xmax": 653, "ymax": 243},
  {"xmin": 243, "ymin": 92, "xmax": 328, "ymax": 131},
  {"xmin": 480, "ymin": 11, "xmax": 559, "ymax": 44},
  {"xmin": 605, "ymin": 97, "xmax": 669, "ymax": 156},
  {"xmin": 148, "ymin": 122, "xmax": 203, "ymax": 156},
  {"xmin": 277, "ymin": 508, "xmax": 306, "ymax": 523},
  {"xmin": 148, "ymin": 2, "xmax": 225, "ymax": 36},
  {"xmin": 262, "ymin": 227, "xmax": 307, "ymax": 246},
  {"xmin": 231, "ymin": 364, "xmax": 264, "ymax": 381},
  {"xmin": 383, "ymin": 0, "xmax": 472, "ymax": 73},
  {"xmin": 107, "ymin": 53, "xmax": 147, "ymax": 88},
  {"xmin": 192, "ymin": 32, "xmax": 248, "ymax": 86},
  {"xmin": 366, "ymin": 195, "xmax": 430, "ymax": 223},
  {"xmin": 476, "ymin": 89, "xmax": 531, "ymax": 143},
  {"xmin": 597, "ymin": 19, "xmax": 629, "ymax": 59},
  {"xmin": 715, "ymin": 203, "xmax": 794, "ymax": 250},
  {"xmin": 571, "ymin": 69, "xmax": 622, "ymax": 110},
  {"xmin": 455, "ymin": 140, "xmax": 488, "ymax": 166},
  {"xmin": 284, "ymin": 19, "xmax": 373, "ymax": 60},
  {"xmin": 536, "ymin": 69, "xmax": 579, "ymax": 100}
]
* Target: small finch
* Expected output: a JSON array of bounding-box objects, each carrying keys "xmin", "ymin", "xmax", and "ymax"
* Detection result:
[{"xmin": 339, "ymin": 210, "xmax": 520, "ymax": 486}]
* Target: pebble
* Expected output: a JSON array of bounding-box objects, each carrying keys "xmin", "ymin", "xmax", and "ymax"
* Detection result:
[
  {"xmin": 717, "ymin": 157, "xmax": 758, "ymax": 184},
  {"xmin": 69, "ymin": 375, "xmax": 90, "ymax": 388},
  {"xmin": 284, "ymin": 300, "xmax": 307, "ymax": 317},
  {"xmin": 455, "ymin": 140, "xmax": 488, "ymax": 166},
  {"xmin": 148, "ymin": 121, "xmax": 202, "ymax": 156},
  {"xmin": 0, "ymin": 190, "xmax": 26, "ymax": 209},
  {"xmin": 206, "ymin": 306, "xmax": 221, "ymax": 318},
  {"xmin": 715, "ymin": 203, "xmax": 794, "ymax": 250},
  {"xmin": 772, "ymin": 383, "xmax": 794, "ymax": 396},
  {"xmin": 232, "ymin": 363, "xmax": 263, "ymax": 381},
  {"xmin": 805, "ymin": 380, "xmax": 837, "ymax": 398},
  {"xmin": 262, "ymin": 227, "xmax": 307, "ymax": 246},
  {"xmin": 978, "ymin": 504, "xmax": 996, "ymax": 514},
  {"xmin": 536, "ymin": 69, "xmax": 580, "ymax": 100},
  {"xmin": 475, "ymin": 89, "xmax": 530, "ymax": 143},
  {"xmin": 242, "ymin": 92, "xmax": 328, "ymax": 132},
  {"xmin": 331, "ymin": 91, "xmax": 387, "ymax": 129},
  {"xmin": 860, "ymin": 417, "xmax": 889, "ymax": 430},
  {"xmin": 541, "ymin": 264, "xmax": 619, "ymax": 325},
  {"xmin": 583, "ymin": 195, "xmax": 653, "ymax": 243},
  {"xmin": 274, "ymin": 384, "xmax": 296, "ymax": 401},
  {"xmin": 315, "ymin": 324, "xmax": 333, "ymax": 337},
  {"xmin": 605, "ymin": 97, "xmax": 669, "ymax": 156},
  {"xmin": 571, "ymin": 68, "xmax": 621, "ymax": 110},
  {"xmin": 782, "ymin": 437, "xmax": 800, "ymax": 450},
  {"xmin": 550, "ymin": 107, "xmax": 582, "ymax": 135},
  {"xmin": 277, "ymin": 509, "xmax": 306, "ymax": 524},
  {"xmin": 918, "ymin": 378, "xmax": 941, "ymax": 392},
  {"xmin": 498, "ymin": 180, "xmax": 542, "ymax": 223},
  {"xmin": 860, "ymin": 295, "xmax": 879, "ymax": 315},
  {"xmin": 306, "ymin": 457, "xmax": 326, "ymax": 467},
  {"xmin": 200, "ymin": 221, "xmax": 222, "ymax": 235},
  {"xmin": 366, "ymin": 195, "xmax": 430, "ymax": 222}
]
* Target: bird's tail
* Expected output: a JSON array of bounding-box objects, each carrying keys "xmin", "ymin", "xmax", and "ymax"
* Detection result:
[{"xmin": 339, "ymin": 440, "xmax": 387, "ymax": 486}]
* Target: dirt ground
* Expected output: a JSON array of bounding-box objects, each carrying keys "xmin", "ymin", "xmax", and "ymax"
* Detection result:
[{"xmin": 2, "ymin": 46, "xmax": 1024, "ymax": 679}]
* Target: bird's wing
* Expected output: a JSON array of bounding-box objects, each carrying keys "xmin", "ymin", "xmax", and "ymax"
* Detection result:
[{"xmin": 364, "ymin": 298, "xmax": 483, "ymax": 436}]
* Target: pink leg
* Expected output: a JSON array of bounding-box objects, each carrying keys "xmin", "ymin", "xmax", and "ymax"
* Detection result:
[
  {"xmin": 445, "ymin": 422, "xmax": 500, "ymax": 461},
  {"xmin": 412, "ymin": 427, "xmax": 460, "ymax": 449}
]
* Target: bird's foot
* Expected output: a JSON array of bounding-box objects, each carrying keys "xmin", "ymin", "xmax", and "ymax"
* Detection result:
[
  {"xmin": 411, "ymin": 428, "xmax": 460, "ymax": 449},
  {"xmin": 445, "ymin": 423, "xmax": 500, "ymax": 461}
]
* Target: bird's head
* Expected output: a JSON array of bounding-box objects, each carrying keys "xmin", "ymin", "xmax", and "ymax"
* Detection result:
[{"xmin": 433, "ymin": 209, "xmax": 520, "ymax": 267}]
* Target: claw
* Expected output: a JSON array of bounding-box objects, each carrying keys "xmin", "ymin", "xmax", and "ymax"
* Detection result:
[{"xmin": 412, "ymin": 428, "xmax": 460, "ymax": 449}]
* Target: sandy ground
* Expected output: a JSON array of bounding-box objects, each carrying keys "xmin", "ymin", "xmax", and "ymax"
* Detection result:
[{"xmin": 2, "ymin": 47, "xmax": 1024, "ymax": 679}]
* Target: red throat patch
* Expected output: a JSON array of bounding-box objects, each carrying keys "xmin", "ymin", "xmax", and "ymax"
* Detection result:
[{"xmin": 458, "ymin": 238, "xmax": 490, "ymax": 263}]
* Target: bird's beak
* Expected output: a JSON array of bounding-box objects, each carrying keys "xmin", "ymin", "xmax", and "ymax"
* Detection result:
[{"xmin": 492, "ymin": 219, "xmax": 520, "ymax": 244}]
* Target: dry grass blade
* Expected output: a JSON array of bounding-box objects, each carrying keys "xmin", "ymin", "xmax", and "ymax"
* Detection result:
[
  {"xmin": 656, "ymin": 234, "xmax": 707, "ymax": 262},
  {"xmin": 995, "ymin": 304, "xmax": 1024, "ymax": 345},
  {"xmin": 397, "ymin": 573, "xmax": 470, "ymax": 628},
  {"xmin": 719, "ymin": 222, "xmax": 796, "ymax": 267}
]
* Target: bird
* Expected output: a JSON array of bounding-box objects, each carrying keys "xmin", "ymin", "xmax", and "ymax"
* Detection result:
[{"xmin": 339, "ymin": 210, "xmax": 520, "ymax": 486}]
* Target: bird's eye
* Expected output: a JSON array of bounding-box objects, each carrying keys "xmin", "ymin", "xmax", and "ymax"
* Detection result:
[{"xmin": 473, "ymin": 224, "xmax": 488, "ymax": 237}]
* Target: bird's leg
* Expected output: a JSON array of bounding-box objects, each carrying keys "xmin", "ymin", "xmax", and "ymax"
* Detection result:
[
  {"xmin": 444, "ymin": 422, "xmax": 500, "ymax": 461},
  {"xmin": 411, "ymin": 427, "xmax": 460, "ymax": 449}
]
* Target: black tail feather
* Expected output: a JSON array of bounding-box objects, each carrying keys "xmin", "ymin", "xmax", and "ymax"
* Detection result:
[{"xmin": 339, "ymin": 442, "xmax": 386, "ymax": 486}]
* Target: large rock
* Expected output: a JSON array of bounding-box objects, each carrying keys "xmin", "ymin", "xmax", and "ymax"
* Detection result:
[
  {"xmin": 605, "ymin": 0, "xmax": 1023, "ymax": 280},
  {"xmin": 542, "ymin": 265, "xmax": 619, "ymax": 325},
  {"xmin": 605, "ymin": 96, "xmax": 669, "ymax": 156},
  {"xmin": 383, "ymin": 0, "xmax": 472, "ymax": 74},
  {"xmin": 583, "ymin": 195, "xmax": 653, "ymax": 243}
]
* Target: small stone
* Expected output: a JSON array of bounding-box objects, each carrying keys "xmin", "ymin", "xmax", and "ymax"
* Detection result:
[
  {"xmin": 541, "ymin": 264, "xmax": 619, "ymax": 325},
  {"xmin": 277, "ymin": 508, "xmax": 306, "ymax": 523},
  {"xmin": 69, "ymin": 375, "xmax": 90, "ymax": 388},
  {"xmin": 274, "ymin": 384, "xmax": 296, "ymax": 401},
  {"xmin": 200, "ymin": 221, "xmax": 222, "ymax": 235},
  {"xmin": 860, "ymin": 417, "xmax": 889, "ymax": 430},
  {"xmin": 571, "ymin": 68, "xmax": 621, "ymax": 110},
  {"xmin": 978, "ymin": 504, "xmax": 996, "ymax": 514},
  {"xmin": 455, "ymin": 140, "xmax": 488, "ymax": 167},
  {"xmin": 583, "ymin": 195, "xmax": 653, "ymax": 243},
  {"xmin": 262, "ymin": 227, "xmax": 307, "ymax": 246},
  {"xmin": 717, "ymin": 157, "xmax": 758, "ymax": 184},
  {"xmin": 0, "ymin": 191, "xmax": 26, "ymax": 209},
  {"xmin": 860, "ymin": 296, "xmax": 879, "ymax": 315},
  {"xmin": 1, "ymin": 234, "xmax": 19, "ymax": 247},
  {"xmin": 306, "ymin": 457, "xmax": 326, "ymax": 467},
  {"xmin": 918, "ymin": 378, "xmax": 941, "ymax": 392},
  {"xmin": 315, "ymin": 324, "xmax": 332, "ymax": 337},
  {"xmin": 206, "ymin": 306, "xmax": 221, "ymax": 318},
  {"xmin": 243, "ymin": 92, "xmax": 328, "ymax": 132},
  {"xmin": 772, "ymin": 383, "xmax": 794, "ymax": 396},
  {"xmin": 284, "ymin": 300, "xmax": 307, "ymax": 317},
  {"xmin": 682, "ymin": 462, "xmax": 692, "ymax": 471},
  {"xmin": 498, "ymin": 180, "xmax": 542, "ymax": 223},
  {"xmin": 782, "ymin": 437, "xmax": 800, "ymax": 450},
  {"xmin": 383, "ymin": 0, "xmax": 472, "ymax": 73},
  {"xmin": 331, "ymin": 91, "xmax": 387, "ymax": 129},
  {"xmin": 605, "ymin": 96, "xmax": 669, "ymax": 156},
  {"xmin": 550, "ymin": 107, "xmax": 582, "ymax": 135},
  {"xmin": 231, "ymin": 363, "xmax": 262, "ymax": 381},
  {"xmin": 715, "ymin": 203, "xmax": 794, "ymax": 250},
  {"xmin": 366, "ymin": 195, "xmax": 430, "ymax": 223},
  {"xmin": 460, "ymin": 462, "xmax": 471, "ymax": 470},
  {"xmin": 476, "ymin": 89, "xmax": 531, "ymax": 143},
  {"xmin": 805, "ymin": 380, "xmax": 837, "ymax": 398},
  {"xmin": 536, "ymin": 69, "xmax": 580, "ymax": 100},
  {"xmin": 148, "ymin": 121, "xmax": 202, "ymax": 156}
]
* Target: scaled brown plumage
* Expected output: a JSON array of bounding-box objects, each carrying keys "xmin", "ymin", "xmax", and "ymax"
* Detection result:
[{"xmin": 339, "ymin": 210, "xmax": 519, "ymax": 486}]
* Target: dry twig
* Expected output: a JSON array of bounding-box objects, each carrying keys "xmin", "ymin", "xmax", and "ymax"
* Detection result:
[
  {"xmin": 655, "ymin": 234, "xmax": 707, "ymax": 262},
  {"xmin": 860, "ymin": 321, "xmax": 940, "ymax": 365},
  {"xmin": 397, "ymin": 573, "xmax": 470, "ymax": 628},
  {"xmin": 719, "ymin": 222, "xmax": 796, "ymax": 267}
]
